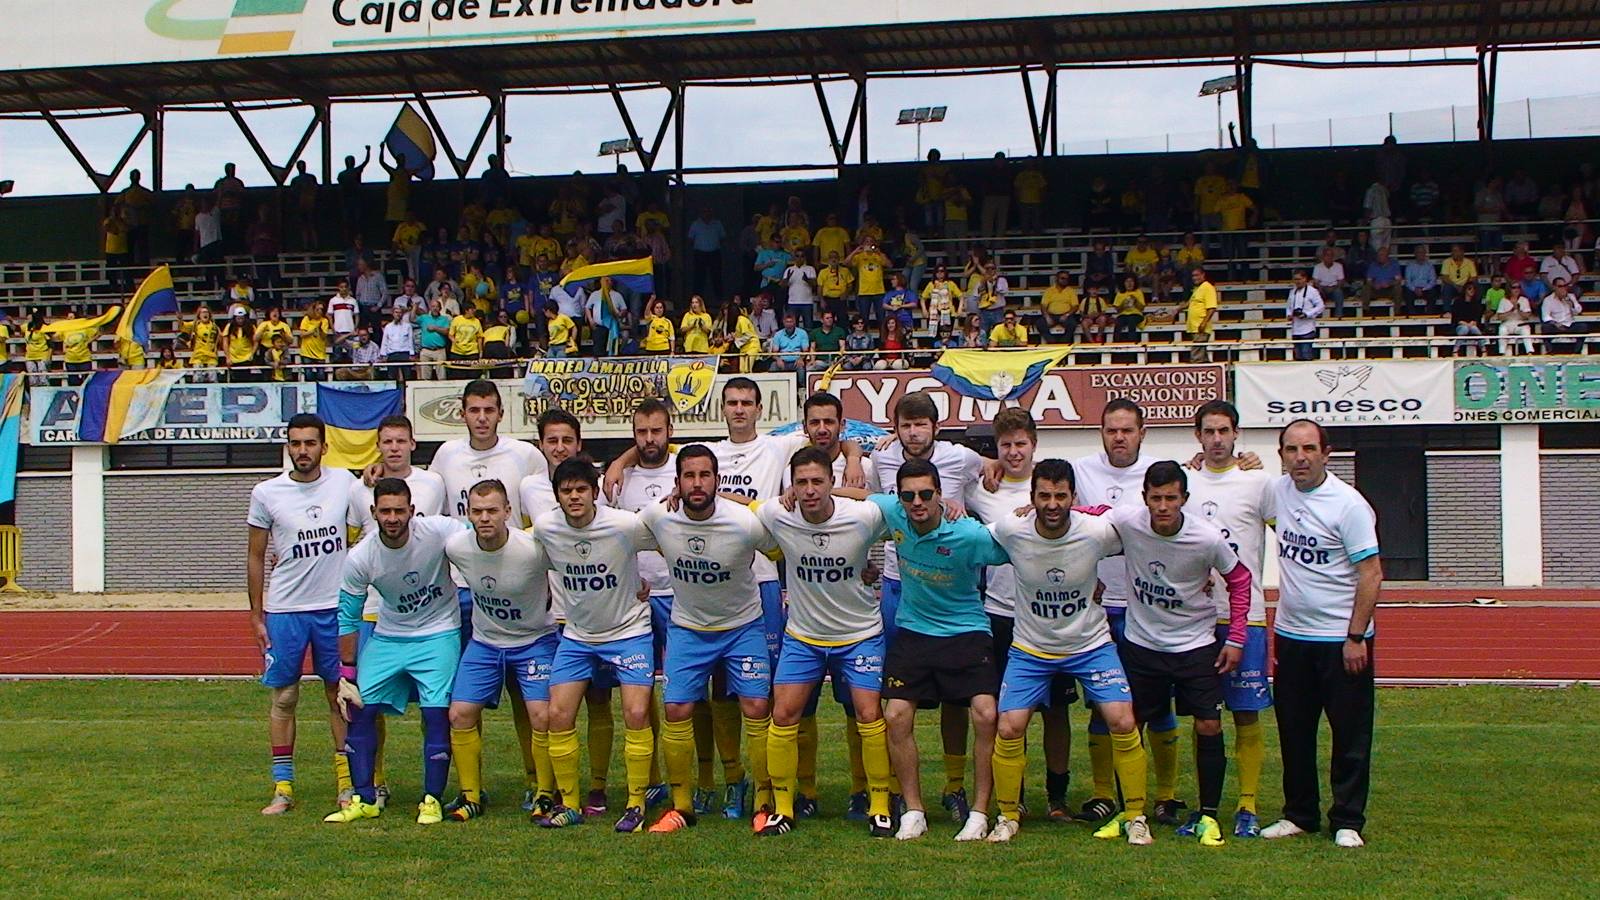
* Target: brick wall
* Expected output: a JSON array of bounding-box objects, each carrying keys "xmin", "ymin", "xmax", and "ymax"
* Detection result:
[
  {"xmin": 17, "ymin": 475, "xmax": 72, "ymax": 591},
  {"xmin": 103, "ymin": 472, "xmax": 265, "ymax": 591},
  {"xmin": 1426, "ymin": 455, "xmax": 1502, "ymax": 585},
  {"xmin": 1541, "ymin": 455, "xmax": 1600, "ymax": 586}
]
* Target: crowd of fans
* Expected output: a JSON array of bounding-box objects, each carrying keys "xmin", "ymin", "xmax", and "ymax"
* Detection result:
[{"xmin": 14, "ymin": 137, "xmax": 1597, "ymax": 381}]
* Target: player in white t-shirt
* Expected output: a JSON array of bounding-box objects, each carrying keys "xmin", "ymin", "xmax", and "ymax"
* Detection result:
[
  {"xmin": 323, "ymin": 478, "xmax": 467, "ymax": 826},
  {"xmin": 1186, "ymin": 399, "xmax": 1277, "ymax": 838},
  {"xmin": 960, "ymin": 409, "xmax": 1079, "ymax": 821},
  {"xmin": 441, "ymin": 479, "xmax": 560, "ymax": 823},
  {"xmin": 757, "ymin": 446, "xmax": 896, "ymax": 838},
  {"xmin": 345, "ymin": 415, "xmax": 445, "ymax": 808},
  {"xmin": 985, "ymin": 459, "xmax": 1149, "ymax": 845},
  {"xmin": 867, "ymin": 390, "xmax": 988, "ymax": 823},
  {"xmin": 1261, "ymin": 419, "xmax": 1382, "ymax": 850},
  {"xmin": 247, "ymin": 413, "xmax": 358, "ymax": 817},
  {"xmin": 640, "ymin": 446, "xmax": 780, "ymax": 835},
  {"xmin": 537, "ymin": 458, "xmax": 658, "ymax": 833},
  {"xmin": 1101, "ymin": 461, "xmax": 1252, "ymax": 848}
]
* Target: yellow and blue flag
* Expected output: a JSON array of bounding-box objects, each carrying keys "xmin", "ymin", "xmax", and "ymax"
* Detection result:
[
  {"xmin": 930, "ymin": 347, "xmax": 1069, "ymax": 402},
  {"xmin": 117, "ymin": 266, "xmax": 179, "ymax": 350},
  {"xmin": 0, "ymin": 374, "xmax": 24, "ymax": 506},
  {"xmin": 385, "ymin": 104, "xmax": 437, "ymax": 181},
  {"xmin": 559, "ymin": 256, "xmax": 654, "ymax": 295},
  {"xmin": 316, "ymin": 384, "xmax": 402, "ymax": 470},
  {"xmin": 75, "ymin": 368, "xmax": 178, "ymax": 444},
  {"xmin": 38, "ymin": 305, "xmax": 120, "ymax": 338}
]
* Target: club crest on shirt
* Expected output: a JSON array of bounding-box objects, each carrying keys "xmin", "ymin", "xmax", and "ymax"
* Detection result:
[
  {"xmin": 891, "ymin": 530, "xmax": 905, "ymax": 543},
  {"xmin": 936, "ymin": 546, "xmax": 952, "ymax": 557},
  {"xmin": 1291, "ymin": 507, "xmax": 1307, "ymax": 525},
  {"xmin": 645, "ymin": 484, "xmax": 664, "ymax": 500},
  {"xmin": 1147, "ymin": 560, "xmax": 1167, "ymax": 580},
  {"xmin": 688, "ymin": 536, "xmax": 706, "ymax": 555},
  {"xmin": 479, "ymin": 575, "xmax": 497, "ymax": 592},
  {"xmin": 1201, "ymin": 500, "xmax": 1219, "ymax": 519},
  {"xmin": 306, "ymin": 504, "xmax": 323, "ymax": 522},
  {"xmin": 811, "ymin": 533, "xmax": 830, "ymax": 550},
  {"xmin": 732, "ymin": 454, "xmax": 746, "ymax": 469},
  {"xmin": 575, "ymin": 540, "xmax": 592, "ymax": 559},
  {"xmin": 403, "ymin": 570, "xmax": 421, "ymax": 587},
  {"xmin": 1046, "ymin": 567, "xmax": 1066, "ymax": 585},
  {"xmin": 1106, "ymin": 486, "xmax": 1124, "ymax": 503}
]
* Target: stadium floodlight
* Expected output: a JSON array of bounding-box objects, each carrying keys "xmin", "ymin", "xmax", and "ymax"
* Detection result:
[
  {"xmin": 896, "ymin": 106, "xmax": 950, "ymax": 159},
  {"xmin": 597, "ymin": 138, "xmax": 637, "ymax": 158},
  {"xmin": 1199, "ymin": 75, "xmax": 1240, "ymax": 150}
]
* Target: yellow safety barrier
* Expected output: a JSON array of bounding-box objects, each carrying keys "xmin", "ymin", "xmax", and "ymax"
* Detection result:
[{"xmin": 0, "ymin": 525, "xmax": 24, "ymax": 592}]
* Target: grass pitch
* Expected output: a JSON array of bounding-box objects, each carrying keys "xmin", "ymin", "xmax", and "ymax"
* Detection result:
[{"xmin": 0, "ymin": 681, "xmax": 1595, "ymax": 898}]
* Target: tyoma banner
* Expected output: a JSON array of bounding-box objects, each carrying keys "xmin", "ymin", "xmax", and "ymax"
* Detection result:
[{"xmin": 1234, "ymin": 360, "xmax": 1454, "ymax": 427}]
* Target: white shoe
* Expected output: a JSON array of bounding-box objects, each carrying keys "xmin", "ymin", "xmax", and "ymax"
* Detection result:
[
  {"xmin": 1125, "ymin": 814, "xmax": 1153, "ymax": 845},
  {"xmin": 1334, "ymin": 828, "xmax": 1365, "ymax": 848},
  {"xmin": 1261, "ymin": 819, "xmax": 1309, "ymax": 840},
  {"xmin": 954, "ymin": 810, "xmax": 989, "ymax": 842},
  {"xmin": 895, "ymin": 809, "xmax": 928, "ymax": 841},
  {"xmin": 986, "ymin": 816, "xmax": 1019, "ymax": 843}
]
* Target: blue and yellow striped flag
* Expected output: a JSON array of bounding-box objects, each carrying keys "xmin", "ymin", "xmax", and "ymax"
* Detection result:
[
  {"xmin": 558, "ymin": 256, "xmax": 654, "ymax": 295},
  {"xmin": 75, "ymin": 368, "xmax": 179, "ymax": 444},
  {"xmin": 929, "ymin": 347, "xmax": 1068, "ymax": 402},
  {"xmin": 385, "ymin": 104, "xmax": 437, "ymax": 181},
  {"xmin": 117, "ymin": 266, "xmax": 178, "ymax": 350},
  {"xmin": 316, "ymin": 384, "xmax": 402, "ymax": 470}
]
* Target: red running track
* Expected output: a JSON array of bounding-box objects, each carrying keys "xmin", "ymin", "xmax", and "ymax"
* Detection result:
[{"xmin": 2, "ymin": 607, "xmax": 1599, "ymax": 680}]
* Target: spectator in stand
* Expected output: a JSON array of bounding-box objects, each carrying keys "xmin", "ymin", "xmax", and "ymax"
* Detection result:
[
  {"xmin": 102, "ymin": 203, "xmax": 132, "ymax": 293},
  {"xmin": 958, "ymin": 312, "xmax": 988, "ymax": 349},
  {"xmin": 1376, "ymin": 135, "xmax": 1405, "ymax": 194},
  {"xmin": 979, "ymin": 153, "xmax": 1012, "ymax": 237},
  {"xmin": 718, "ymin": 298, "xmax": 761, "ymax": 373},
  {"xmin": 961, "ymin": 247, "xmax": 988, "ymax": 296},
  {"xmin": 393, "ymin": 209, "xmax": 426, "ymax": 282},
  {"xmin": 988, "ymin": 309, "xmax": 1029, "ymax": 348},
  {"xmin": 289, "ymin": 161, "xmax": 319, "ymax": 250},
  {"xmin": 900, "ymin": 223, "xmax": 928, "ymax": 295},
  {"xmin": 1345, "ymin": 231, "xmax": 1375, "ymax": 291},
  {"xmin": 481, "ymin": 309, "xmax": 516, "ymax": 378},
  {"xmin": 214, "ymin": 162, "xmax": 247, "ymax": 252},
  {"xmin": 172, "ymin": 185, "xmax": 199, "ymax": 264},
  {"xmin": 119, "ymin": 170, "xmax": 154, "ymax": 266},
  {"xmin": 264, "ymin": 333, "xmax": 292, "ymax": 382},
  {"xmin": 378, "ymin": 145, "xmax": 417, "ymax": 230},
  {"xmin": 480, "ymin": 153, "xmax": 512, "ymax": 207},
  {"xmin": 1041, "ymin": 270, "xmax": 1081, "ymax": 343},
  {"xmin": 943, "ymin": 180, "xmax": 974, "ymax": 254},
  {"xmin": 595, "ymin": 184, "xmax": 626, "ymax": 240},
  {"xmin": 584, "ymin": 275, "xmax": 628, "ymax": 357},
  {"xmin": 1193, "ymin": 161, "xmax": 1227, "ymax": 234},
  {"xmin": 779, "ymin": 211, "xmax": 811, "ymax": 262},
  {"xmin": 1540, "ymin": 278, "xmax": 1587, "ymax": 349},
  {"xmin": 1493, "ymin": 282, "xmax": 1536, "ymax": 355},
  {"xmin": 687, "ymin": 208, "xmax": 726, "ymax": 299},
  {"xmin": 345, "ymin": 326, "xmax": 381, "ymax": 380},
  {"xmin": 680, "ymin": 295, "xmax": 714, "ymax": 355},
  {"xmin": 1440, "ymin": 245, "xmax": 1479, "ymax": 304},
  {"xmin": 817, "ymin": 252, "xmax": 854, "ymax": 324},
  {"xmin": 1084, "ymin": 176, "xmax": 1117, "ymax": 232},
  {"xmin": 543, "ymin": 302, "xmax": 578, "ymax": 360},
  {"xmin": 1124, "ymin": 236, "xmax": 1159, "ymax": 292},
  {"xmin": 1155, "ymin": 247, "xmax": 1181, "ymax": 299},
  {"xmin": 1408, "ymin": 168, "xmax": 1442, "ymax": 223},
  {"xmin": 1214, "ymin": 180, "xmax": 1256, "ymax": 280},
  {"xmin": 781, "ymin": 251, "xmax": 818, "ymax": 325},
  {"xmin": 1474, "ymin": 176, "xmax": 1509, "ymax": 263},
  {"xmin": 1504, "ymin": 169, "xmax": 1539, "ymax": 219},
  {"xmin": 1312, "ymin": 247, "xmax": 1348, "ymax": 319},
  {"xmin": 1317, "ymin": 229, "xmax": 1346, "ymax": 263},
  {"xmin": 1364, "ymin": 246, "xmax": 1403, "ymax": 314},
  {"xmin": 1113, "ymin": 275, "xmax": 1147, "ymax": 343},
  {"xmin": 415, "ymin": 298, "xmax": 451, "ymax": 378},
  {"xmin": 380, "ymin": 304, "xmax": 415, "ymax": 380},
  {"xmin": 115, "ymin": 329, "xmax": 147, "ymax": 370},
  {"xmin": 548, "ymin": 184, "xmax": 584, "ymax": 243},
  {"xmin": 298, "ymin": 300, "xmax": 332, "ymax": 381},
  {"xmin": 753, "ymin": 235, "xmax": 790, "ymax": 307},
  {"xmin": 808, "ymin": 309, "xmax": 847, "ymax": 366},
  {"xmin": 1541, "ymin": 244, "xmax": 1582, "ymax": 295},
  {"xmin": 338, "ymin": 147, "xmax": 371, "ymax": 239},
  {"xmin": 1288, "ymin": 269, "xmax": 1326, "ymax": 361},
  {"xmin": 221, "ymin": 305, "xmax": 257, "ymax": 381},
  {"xmin": 1078, "ymin": 285, "xmax": 1112, "ymax": 343},
  {"xmin": 327, "ymin": 281, "xmax": 358, "ymax": 359},
  {"xmin": 876, "ymin": 316, "xmax": 908, "ymax": 370},
  {"xmin": 157, "ymin": 345, "xmax": 183, "ymax": 370},
  {"xmin": 1234, "ymin": 132, "xmax": 1263, "ymax": 204},
  {"xmin": 353, "ymin": 258, "xmax": 389, "ymax": 331},
  {"xmin": 1404, "ymin": 245, "xmax": 1440, "ymax": 316},
  {"xmin": 460, "ymin": 262, "xmax": 497, "ymax": 316},
  {"xmin": 424, "ymin": 268, "xmax": 459, "ymax": 309},
  {"xmin": 636, "ymin": 200, "xmax": 670, "ymax": 238},
  {"xmin": 882, "ymin": 272, "xmax": 917, "ymax": 335},
  {"xmin": 921, "ymin": 264, "xmax": 963, "ymax": 334},
  {"xmin": 813, "ymin": 213, "xmax": 851, "ymax": 267},
  {"xmin": 176, "ymin": 306, "xmax": 219, "ymax": 381},
  {"xmin": 640, "ymin": 296, "xmax": 676, "ymax": 356},
  {"xmin": 840, "ymin": 315, "xmax": 876, "ymax": 370},
  {"xmin": 848, "ymin": 238, "xmax": 890, "ymax": 325},
  {"xmin": 1186, "ymin": 267, "xmax": 1219, "ymax": 362},
  {"xmin": 768, "ymin": 312, "xmax": 811, "ymax": 374},
  {"xmin": 916, "ymin": 149, "xmax": 949, "ymax": 232},
  {"xmin": 1450, "ymin": 282, "xmax": 1487, "ymax": 357},
  {"xmin": 1520, "ymin": 268, "xmax": 1550, "ymax": 309},
  {"xmin": 253, "ymin": 306, "xmax": 291, "ymax": 363},
  {"xmin": 1014, "ymin": 159, "xmax": 1047, "ymax": 234},
  {"xmin": 393, "ymin": 275, "xmax": 422, "ymax": 321},
  {"xmin": 345, "ymin": 234, "xmax": 374, "ymax": 288},
  {"xmin": 642, "ymin": 218, "xmax": 672, "ymax": 292},
  {"xmin": 972, "ymin": 260, "xmax": 1009, "ymax": 333},
  {"xmin": 856, "ymin": 212, "xmax": 884, "ymax": 246},
  {"xmin": 548, "ymin": 276, "xmax": 581, "ymax": 327},
  {"xmin": 1363, "ymin": 176, "xmax": 1392, "ymax": 253},
  {"xmin": 1504, "ymin": 241, "xmax": 1539, "ymax": 285},
  {"xmin": 446, "ymin": 305, "xmax": 484, "ymax": 378},
  {"xmin": 246, "ymin": 206, "xmax": 280, "ymax": 290},
  {"xmin": 749, "ymin": 292, "xmax": 779, "ymax": 341},
  {"xmin": 1083, "ymin": 238, "xmax": 1116, "ymax": 297}
]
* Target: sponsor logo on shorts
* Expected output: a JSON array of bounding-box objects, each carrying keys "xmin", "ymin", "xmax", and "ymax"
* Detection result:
[
  {"xmin": 608, "ymin": 651, "xmax": 650, "ymax": 672},
  {"xmin": 851, "ymin": 653, "xmax": 883, "ymax": 674}
]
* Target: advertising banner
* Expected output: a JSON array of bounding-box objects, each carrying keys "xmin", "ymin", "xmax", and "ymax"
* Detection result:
[
  {"xmin": 406, "ymin": 360, "xmax": 796, "ymax": 440},
  {"xmin": 1454, "ymin": 361, "xmax": 1600, "ymax": 423},
  {"xmin": 810, "ymin": 365, "xmax": 1225, "ymax": 429},
  {"xmin": 1234, "ymin": 361, "xmax": 1454, "ymax": 427},
  {"xmin": 28, "ymin": 380, "xmax": 395, "ymax": 445}
]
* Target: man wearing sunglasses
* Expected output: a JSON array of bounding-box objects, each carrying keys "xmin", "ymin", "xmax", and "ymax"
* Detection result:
[{"xmin": 867, "ymin": 459, "xmax": 1009, "ymax": 843}]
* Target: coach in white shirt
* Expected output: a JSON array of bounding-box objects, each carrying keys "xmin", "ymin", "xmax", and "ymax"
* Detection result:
[
  {"xmin": 1261, "ymin": 419, "xmax": 1383, "ymax": 850},
  {"xmin": 1287, "ymin": 270, "xmax": 1325, "ymax": 361}
]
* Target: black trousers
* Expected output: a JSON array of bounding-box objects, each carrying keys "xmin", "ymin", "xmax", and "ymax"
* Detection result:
[{"xmin": 1273, "ymin": 634, "xmax": 1375, "ymax": 834}]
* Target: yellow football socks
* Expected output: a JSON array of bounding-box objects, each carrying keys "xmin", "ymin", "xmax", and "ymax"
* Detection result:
[
  {"xmin": 451, "ymin": 726, "xmax": 484, "ymax": 803},
  {"xmin": 1111, "ymin": 730, "xmax": 1147, "ymax": 817},
  {"xmin": 746, "ymin": 714, "xmax": 773, "ymax": 812},
  {"xmin": 549, "ymin": 728, "xmax": 581, "ymax": 806},
  {"xmin": 693, "ymin": 701, "xmax": 716, "ymax": 787},
  {"xmin": 663, "ymin": 717, "xmax": 697, "ymax": 812},
  {"xmin": 767, "ymin": 721, "xmax": 799, "ymax": 818},
  {"xmin": 712, "ymin": 698, "xmax": 745, "ymax": 785},
  {"xmin": 796, "ymin": 715, "xmax": 819, "ymax": 798},
  {"xmin": 1235, "ymin": 719, "xmax": 1264, "ymax": 814},
  {"xmin": 1150, "ymin": 725, "xmax": 1180, "ymax": 802},
  {"xmin": 992, "ymin": 734, "xmax": 1026, "ymax": 819},
  {"xmin": 845, "ymin": 716, "xmax": 868, "ymax": 794},
  {"xmin": 333, "ymin": 752, "xmax": 352, "ymax": 794},
  {"xmin": 530, "ymin": 729, "xmax": 555, "ymax": 801},
  {"xmin": 623, "ymin": 726, "xmax": 654, "ymax": 810},
  {"xmin": 511, "ymin": 701, "xmax": 536, "ymax": 791},
  {"xmin": 857, "ymin": 717, "xmax": 893, "ymax": 817},
  {"xmin": 942, "ymin": 754, "xmax": 966, "ymax": 795},
  {"xmin": 587, "ymin": 698, "xmax": 614, "ymax": 793},
  {"xmin": 1088, "ymin": 729, "xmax": 1114, "ymax": 799}
]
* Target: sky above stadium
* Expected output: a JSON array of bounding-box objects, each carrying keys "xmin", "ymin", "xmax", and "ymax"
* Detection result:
[{"xmin": 2, "ymin": 48, "xmax": 1597, "ymax": 197}]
